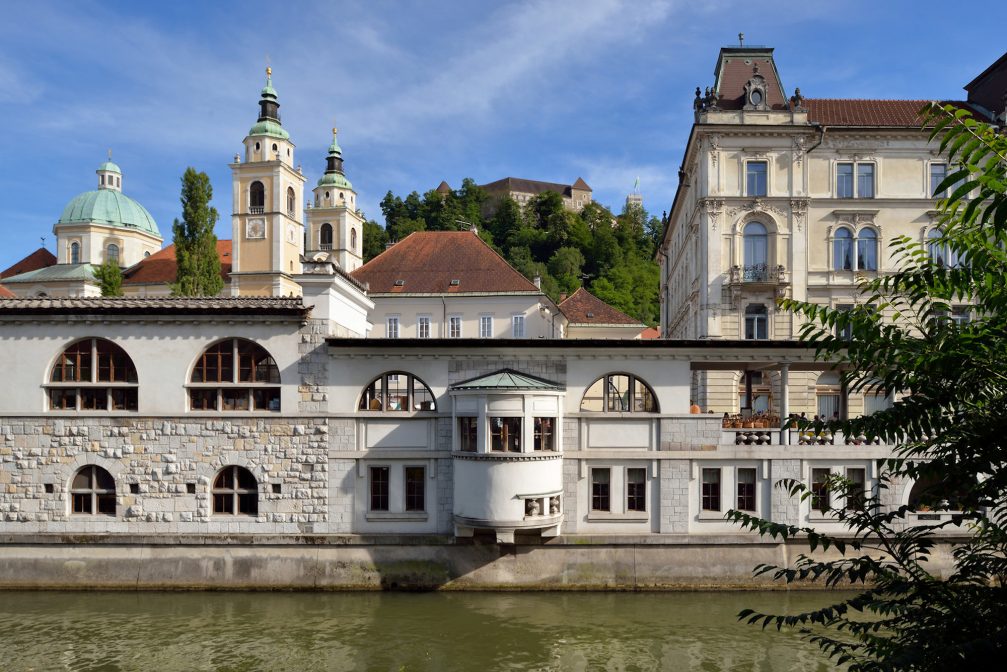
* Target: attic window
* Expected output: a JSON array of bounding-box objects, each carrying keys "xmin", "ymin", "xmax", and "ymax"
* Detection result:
[
  {"xmin": 450, "ymin": 279, "xmax": 460, "ymax": 286},
  {"xmin": 394, "ymin": 280, "xmax": 405, "ymax": 286},
  {"xmin": 586, "ymin": 312, "xmax": 594, "ymax": 318}
]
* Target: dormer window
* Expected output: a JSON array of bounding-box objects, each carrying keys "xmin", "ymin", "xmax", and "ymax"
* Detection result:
[{"xmin": 743, "ymin": 67, "xmax": 770, "ymax": 111}]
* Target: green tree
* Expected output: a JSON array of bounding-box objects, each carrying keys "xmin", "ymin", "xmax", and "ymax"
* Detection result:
[
  {"xmin": 92, "ymin": 259, "xmax": 123, "ymax": 296},
  {"xmin": 728, "ymin": 104, "xmax": 1007, "ymax": 669},
  {"xmin": 172, "ymin": 168, "xmax": 223, "ymax": 296},
  {"xmin": 548, "ymin": 246, "xmax": 585, "ymax": 295},
  {"xmin": 361, "ymin": 219, "xmax": 388, "ymax": 263}
]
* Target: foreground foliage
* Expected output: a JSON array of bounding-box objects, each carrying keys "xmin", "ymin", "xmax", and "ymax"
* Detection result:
[
  {"xmin": 172, "ymin": 168, "xmax": 224, "ymax": 297},
  {"xmin": 728, "ymin": 104, "xmax": 1007, "ymax": 669}
]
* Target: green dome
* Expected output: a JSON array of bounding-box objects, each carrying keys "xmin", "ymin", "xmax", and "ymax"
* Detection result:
[
  {"xmin": 317, "ymin": 172, "xmax": 353, "ymax": 190},
  {"xmin": 97, "ymin": 161, "xmax": 121, "ymax": 174},
  {"xmin": 57, "ymin": 189, "xmax": 161, "ymax": 237},
  {"xmin": 248, "ymin": 119, "xmax": 290, "ymax": 140}
]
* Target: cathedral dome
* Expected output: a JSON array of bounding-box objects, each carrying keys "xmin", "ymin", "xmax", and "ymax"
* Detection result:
[
  {"xmin": 57, "ymin": 188, "xmax": 160, "ymax": 237},
  {"xmin": 316, "ymin": 171, "xmax": 353, "ymax": 189}
]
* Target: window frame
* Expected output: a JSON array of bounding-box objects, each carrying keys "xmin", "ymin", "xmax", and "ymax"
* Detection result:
[
  {"xmin": 48, "ymin": 338, "xmax": 139, "ymax": 412},
  {"xmin": 417, "ymin": 315, "xmax": 431, "ymax": 339},
  {"xmin": 358, "ymin": 372, "xmax": 437, "ymax": 412},
  {"xmin": 188, "ymin": 338, "xmax": 281, "ymax": 413},
  {"xmin": 836, "ymin": 161, "xmax": 876, "ymax": 199},
  {"xmin": 404, "ymin": 466, "xmax": 426, "ymax": 512},
  {"xmin": 448, "ymin": 315, "xmax": 462, "ymax": 338},
  {"xmin": 511, "ymin": 314, "xmax": 526, "ymax": 338},
  {"xmin": 211, "ymin": 465, "xmax": 259, "ymax": 516},
  {"xmin": 580, "ymin": 373, "xmax": 659, "ymax": 413},
  {"xmin": 386, "ymin": 316, "xmax": 400, "ymax": 339},
  {"xmin": 70, "ymin": 465, "xmax": 117, "ymax": 516},
  {"xmin": 745, "ymin": 160, "xmax": 768, "ymax": 197},
  {"xmin": 369, "ymin": 466, "xmax": 390, "ymax": 512},
  {"xmin": 701, "ymin": 467, "xmax": 721, "ymax": 512},
  {"xmin": 479, "ymin": 315, "xmax": 493, "ymax": 339},
  {"xmin": 744, "ymin": 304, "xmax": 768, "ymax": 340}
]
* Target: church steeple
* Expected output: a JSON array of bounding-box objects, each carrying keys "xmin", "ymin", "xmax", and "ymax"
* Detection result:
[
  {"xmin": 325, "ymin": 127, "xmax": 345, "ymax": 176},
  {"xmin": 306, "ymin": 124, "xmax": 362, "ymax": 272},
  {"xmin": 96, "ymin": 149, "xmax": 122, "ymax": 191},
  {"xmin": 258, "ymin": 67, "xmax": 281, "ymax": 124}
]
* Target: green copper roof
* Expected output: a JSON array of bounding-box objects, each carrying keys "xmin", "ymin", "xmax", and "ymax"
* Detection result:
[
  {"xmin": 97, "ymin": 161, "xmax": 121, "ymax": 174},
  {"xmin": 261, "ymin": 68, "xmax": 277, "ymax": 98},
  {"xmin": 57, "ymin": 189, "xmax": 161, "ymax": 237},
  {"xmin": 451, "ymin": 369, "xmax": 563, "ymax": 391},
  {"xmin": 317, "ymin": 172, "xmax": 353, "ymax": 189},
  {"xmin": 248, "ymin": 119, "xmax": 290, "ymax": 140},
  {"xmin": 1, "ymin": 263, "xmax": 99, "ymax": 284}
]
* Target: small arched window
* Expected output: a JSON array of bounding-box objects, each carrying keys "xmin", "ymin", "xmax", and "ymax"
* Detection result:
[
  {"xmin": 49, "ymin": 338, "xmax": 138, "ymax": 411},
  {"xmin": 106, "ymin": 244, "xmax": 120, "ymax": 266},
  {"xmin": 189, "ymin": 338, "xmax": 281, "ymax": 412},
  {"xmin": 359, "ymin": 372, "xmax": 436, "ymax": 411},
  {"xmin": 833, "ymin": 228, "xmax": 853, "ymax": 271},
  {"xmin": 320, "ymin": 223, "xmax": 333, "ymax": 249},
  {"xmin": 287, "ymin": 186, "xmax": 296, "ymax": 215},
  {"xmin": 250, "ymin": 181, "xmax": 265, "ymax": 212},
  {"xmin": 350, "ymin": 228, "xmax": 357, "ymax": 251},
  {"xmin": 70, "ymin": 242, "xmax": 80, "ymax": 264},
  {"xmin": 580, "ymin": 373, "xmax": 657, "ymax": 413},
  {"xmin": 858, "ymin": 228, "xmax": 878, "ymax": 271},
  {"xmin": 70, "ymin": 465, "xmax": 116, "ymax": 515},
  {"xmin": 212, "ymin": 465, "xmax": 258, "ymax": 515},
  {"xmin": 743, "ymin": 222, "xmax": 768, "ymax": 280}
]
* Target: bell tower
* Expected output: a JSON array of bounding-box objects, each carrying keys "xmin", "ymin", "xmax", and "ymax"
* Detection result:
[
  {"xmin": 305, "ymin": 127, "xmax": 363, "ymax": 272},
  {"xmin": 229, "ymin": 67, "xmax": 307, "ymax": 296}
]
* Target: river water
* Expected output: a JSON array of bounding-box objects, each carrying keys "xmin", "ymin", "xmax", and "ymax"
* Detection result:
[{"xmin": 0, "ymin": 591, "xmax": 848, "ymax": 671}]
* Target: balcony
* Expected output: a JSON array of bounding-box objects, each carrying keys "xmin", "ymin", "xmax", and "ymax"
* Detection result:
[
  {"xmin": 730, "ymin": 263, "xmax": 789, "ymax": 286},
  {"xmin": 249, "ymin": 206, "xmax": 264, "ymax": 215}
]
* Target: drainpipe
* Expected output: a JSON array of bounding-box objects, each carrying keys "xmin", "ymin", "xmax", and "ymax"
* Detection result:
[
  {"xmin": 441, "ymin": 296, "xmax": 447, "ymax": 337},
  {"xmin": 806, "ymin": 123, "xmax": 827, "ymax": 154}
]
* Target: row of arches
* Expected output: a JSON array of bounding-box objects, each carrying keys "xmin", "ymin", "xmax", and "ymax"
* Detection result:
[{"xmin": 69, "ymin": 464, "xmax": 258, "ymax": 516}]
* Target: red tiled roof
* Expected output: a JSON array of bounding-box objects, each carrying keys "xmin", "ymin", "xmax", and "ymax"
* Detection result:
[
  {"xmin": 714, "ymin": 49, "xmax": 788, "ymax": 111},
  {"xmin": 639, "ymin": 326, "xmax": 660, "ymax": 339},
  {"xmin": 572, "ymin": 177, "xmax": 591, "ymax": 191},
  {"xmin": 1, "ymin": 248, "xmax": 57, "ymax": 279},
  {"xmin": 0, "ymin": 284, "xmax": 15, "ymax": 298},
  {"xmin": 123, "ymin": 240, "xmax": 232, "ymax": 285},
  {"xmin": 804, "ymin": 99, "xmax": 929, "ymax": 127},
  {"xmin": 558, "ymin": 287, "xmax": 642, "ymax": 325},
  {"xmin": 350, "ymin": 231, "xmax": 539, "ymax": 294}
]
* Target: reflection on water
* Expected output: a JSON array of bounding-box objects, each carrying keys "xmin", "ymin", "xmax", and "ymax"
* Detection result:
[{"xmin": 0, "ymin": 591, "xmax": 845, "ymax": 671}]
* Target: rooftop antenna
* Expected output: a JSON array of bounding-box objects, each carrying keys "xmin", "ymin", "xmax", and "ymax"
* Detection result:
[
  {"xmin": 738, "ymin": 32, "xmax": 744, "ymax": 47},
  {"xmin": 40, "ymin": 236, "xmax": 46, "ymax": 249}
]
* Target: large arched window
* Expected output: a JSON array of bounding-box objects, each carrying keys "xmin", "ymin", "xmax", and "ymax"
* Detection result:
[
  {"xmin": 743, "ymin": 222, "xmax": 768, "ymax": 281},
  {"xmin": 106, "ymin": 244, "xmax": 120, "ymax": 266},
  {"xmin": 287, "ymin": 186, "xmax": 296, "ymax": 216},
  {"xmin": 580, "ymin": 373, "xmax": 657, "ymax": 413},
  {"xmin": 70, "ymin": 242, "xmax": 80, "ymax": 265},
  {"xmin": 833, "ymin": 228, "xmax": 853, "ymax": 271},
  {"xmin": 70, "ymin": 465, "xmax": 116, "ymax": 515},
  {"xmin": 249, "ymin": 181, "xmax": 265, "ymax": 213},
  {"xmin": 857, "ymin": 228, "xmax": 878, "ymax": 271},
  {"xmin": 320, "ymin": 223, "xmax": 333, "ymax": 250},
  {"xmin": 189, "ymin": 338, "xmax": 280, "ymax": 412},
  {"xmin": 358, "ymin": 372, "xmax": 436, "ymax": 411},
  {"xmin": 212, "ymin": 465, "xmax": 258, "ymax": 515},
  {"xmin": 49, "ymin": 338, "xmax": 138, "ymax": 411}
]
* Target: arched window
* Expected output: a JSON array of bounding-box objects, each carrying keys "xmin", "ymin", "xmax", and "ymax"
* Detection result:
[
  {"xmin": 320, "ymin": 223, "xmax": 333, "ymax": 250},
  {"xmin": 580, "ymin": 373, "xmax": 657, "ymax": 412},
  {"xmin": 857, "ymin": 228, "xmax": 878, "ymax": 271},
  {"xmin": 70, "ymin": 242, "xmax": 80, "ymax": 265},
  {"xmin": 49, "ymin": 338, "xmax": 138, "ymax": 411},
  {"xmin": 287, "ymin": 186, "xmax": 296, "ymax": 216},
  {"xmin": 359, "ymin": 372, "xmax": 436, "ymax": 411},
  {"xmin": 350, "ymin": 228, "xmax": 357, "ymax": 251},
  {"xmin": 743, "ymin": 222, "xmax": 768, "ymax": 280},
  {"xmin": 816, "ymin": 371, "xmax": 842, "ymax": 419},
  {"xmin": 106, "ymin": 244, "xmax": 120, "ymax": 266},
  {"xmin": 928, "ymin": 229, "xmax": 962, "ymax": 268},
  {"xmin": 70, "ymin": 465, "xmax": 116, "ymax": 515},
  {"xmin": 189, "ymin": 338, "xmax": 280, "ymax": 412},
  {"xmin": 249, "ymin": 181, "xmax": 265, "ymax": 213},
  {"xmin": 212, "ymin": 465, "xmax": 258, "ymax": 515},
  {"xmin": 744, "ymin": 304, "xmax": 768, "ymax": 340},
  {"xmin": 833, "ymin": 228, "xmax": 853, "ymax": 271}
]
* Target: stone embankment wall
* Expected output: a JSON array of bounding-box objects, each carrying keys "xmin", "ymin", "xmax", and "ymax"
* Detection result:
[{"xmin": 0, "ymin": 535, "xmax": 961, "ymax": 591}]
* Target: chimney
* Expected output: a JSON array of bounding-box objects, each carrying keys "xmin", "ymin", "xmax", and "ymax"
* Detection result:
[
  {"xmin": 533, "ymin": 275, "xmax": 541, "ymax": 289},
  {"xmin": 559, "ymin": 292, "xmax": 568, "ymax": 302},
  {"xmin": 385, "ymin": 240, "xmax": 396, "ymax": 249}
]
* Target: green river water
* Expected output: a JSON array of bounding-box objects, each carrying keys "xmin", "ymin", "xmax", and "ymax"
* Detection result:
[{"xmin": 0, "ymin": 591, "xmax": 850, "ymax": 671}]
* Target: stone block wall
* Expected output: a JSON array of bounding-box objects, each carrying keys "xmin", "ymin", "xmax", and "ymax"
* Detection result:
[
  {"xmin": 659, "ymin": 417, "xmax": 722, "ymax": 450},
  {"xmin": 298, "ymin": 319, "xmax": 330, "ymax": 414},
  {"xmin": 659, "ymin": 459, "xmax": 690, "ymax": 533},
  {"xmin": 0, "ymin": 416, "xmax": 330, "ymax": 534},
  {"xmin": 770, "ymin": 459, "xmax": 802, "ymax": 526}
]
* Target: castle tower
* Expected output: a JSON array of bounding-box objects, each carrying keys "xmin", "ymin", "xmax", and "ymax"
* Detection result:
[
  {"xmin": 304, "ymin": 127, "xmax": 363, "ymax": 273},
  {"xmin": 229, "ymin": 67, "xmax": 307, "ymax": 297}
]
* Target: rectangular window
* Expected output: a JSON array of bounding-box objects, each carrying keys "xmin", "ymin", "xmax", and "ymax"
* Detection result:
[
  {"xmin": 448, "ymin": 315, "xmax": 462, "ymax": 338},
  {"xmin": 479, "ymin": 315, "xmax": 493, "ymax": 339},
  {"xmin": 737, "ymin": 468, "xmax": 757, "ymax": 511},
  {"xmin": 252, "ymin": 388, "xmax": 281, "ymax": 412},
  {"xmin": 701, "ymin": 468, "xmax": 721, "ymax": 511},
  {"xmin": 864, "ymin": 392, "xmax": 892, "ymax": 416},
  {"xmin": 817, "ymin": 394, "xmax": 840, "ymax": 420},
  {"xmin": 591, "ymin": 468, "xmax": 611, "ymax": 512},
  {"xmin": 951, "ymin": 306, "xmax": 970, "ymax": 326},
  {"xmin": 458, "ymin": 417, "xmax": 478, "ymax": 452},
  {"xmin": 221, "ymin": 388, "xmax": 250, "ymax": 411},
  {"xmin": 746, "ymin": 161, "xmax": 768, "ymax": 197},
  {"xmin": 533, "ymin": 417, "xmax": 554, "ymax": 451},
  {"xmin": 744, "ymin": 310, "xmax": 768, "ymax": 340},
  {"xmin": 512, "ymin": 314, "xmax": 526, "ymax": 338},
  {"xmin": 626, "ymin": 468, "xmax": 646, "ymax": 512},
  {"xmin": 49, "ymin": 388, "xmax": 77, "ymax": 410},
  {"xmin": 835, "ymin": 304, "xmax": 854, "ymax": 340},
  {"xmin": 405, "ymin": 466, "xmax": 425, "ymax": 512},
  {"xmin": 811, "ymin": 468, "xmax": 831, "ymax": 513},
  {"xmin": 836, "ymin": 163, "xmax": 854, "ymax": 198},
  {"xmin": 111, "ymin": 388, "xmax": 139, "ymax": 411},
  {"xmin": 386, "ymin": 316, "xmax": 399, "ymax": 339},
  {"xmin": 370, "ymin": 466, "xmax": 389, "ymax": 511},
  {"xmin": 930, "ymin": 163, "xmax": 947, "ymax": 197},
  {"xmin": 845, "ymin": 468, "xmax": 866, "ymax": 511},
  {"xmin": 79, "ymin": 388, "xmax": 106, "ymax": 411},
  {"xmin": 490, "ymin": 417, "xmax": 521, "ymax": 452},
  {"xmin": 417, "ymin": 315, "xmax": 431, "ymax": 339},
  {"xmin": 857, "ymin": 164, "xmax": 875, "ymax": 198}
]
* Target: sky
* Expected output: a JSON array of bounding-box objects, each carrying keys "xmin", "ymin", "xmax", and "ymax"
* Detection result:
[{"xmin": 1, "ymin": 0, "xmax": 1005, "ymax": 271}]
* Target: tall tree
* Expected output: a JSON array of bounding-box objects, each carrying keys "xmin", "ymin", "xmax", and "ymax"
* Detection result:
[
  {"xmin": 361, "ymin": 219, "xmax": 389, "ymax": 263},
  {"xmin": 172, "ymin": 168, "xmax": 223, "ymax": 296},
  {"xmin": 92, "ymin": 259, "xmax": 123, "ymax": 296},
  {"xmin": 729, "ymin": 104, "xmax": 1007, "ymax": 670}
]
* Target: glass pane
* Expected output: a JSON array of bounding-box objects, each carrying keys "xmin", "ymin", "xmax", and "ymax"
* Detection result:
[
  {"xmin": 701, "ymin": 468, "xmax": 721, "ymax": 511},
  {"xmin": 931, "ymin": 164, "xmax": 947, "ymax": 197},
  {"xmin": 633, "ymin": 379, "xmax": 655, "ymax": 412},
  {"xmin": 607, "ymin": 375, "xmax": 630, "ymax": 412},
  {"xmin": 253, "ymin": 388, "xmax": 281, "ymax": 412},
  {"xmin": 80, "ymin": 389, "xmax": 106, "ymax": 410},
  {"xmin": 72, "ymin": 493, "xmax": 92, "ymax": 514},
  {"xmin": 50, "ymin": 388, "xmax": 76, "ymax": 410},
  {"xmin": 236, "ymin": 467, "xmax": 257, "ymax": 490},
  {"xmin": 221, "ymin": 389, "xmax": 249, "ymax": 411},
  {"xmin": 72, "ymin": 468, "xmax": 92, "ymax": 490},
  {"xmin": 857, "ymin": 164, "xmax": 874, "ymax": 198},
  {"xmin": 214, "ymin": 493, "xmax": 233, "ymax": 514},
  {"xmin": 737, "ymin": 468, "xmax": 757, "ymax": 511},
  {"xmin": 386, "ymin": 375, "xmax": 407, "ymax": 411},
  {"xmin": 238, "ymin": 493, "xmax": 258, "ymax": 515},
  {"xmin": 812, "ymin": 468, "xmax": 831, "ymax": 512},
  {"xmin": 533, "ymin": 417, "xmax": 554, "ymax": 451},
  {"xmin": 97, "ymin": 494, "xmax": 116, "ymax": 515},
  {"xmin": 361, "ymin": 379, "xmax": 384, "ymax": 410},
  {"xmin": 836, "ymin": 163, "xmax": 854, "ymax": 198},
  {"xmin": 581, "ymin": 379, "xmax": 605, "ymax": 412},
  {"xmin": 95, "ymin": 467, "xmax": 114, "ymax": 491},
  {"xmin": 405, "ymin": 467, "xmax": 425, "ymax": 511},
  {"xmin": 627, "ymin": 468, "xmax": 646, "ymax": 512},
  {"xmin": 215, "ymin": 469, "xmax": 234, "ymax": 490},
  {"xmin": 817, "ymin": 394, "xmax": 840, "ymax": 420},
  {"xmin": 591, "ymin": 468, "xmax": 610, "ymax": 511},
  {"xmin": 412, "ymin": 379, "xmax": 435, "ymax": 411},
  {"xmin": 458, "ymin": 417, "xmax": 478, "ymax": 452},
  {"xmin": 370, "ymin": 467, "xmax": 389, "ymax": 511}
]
